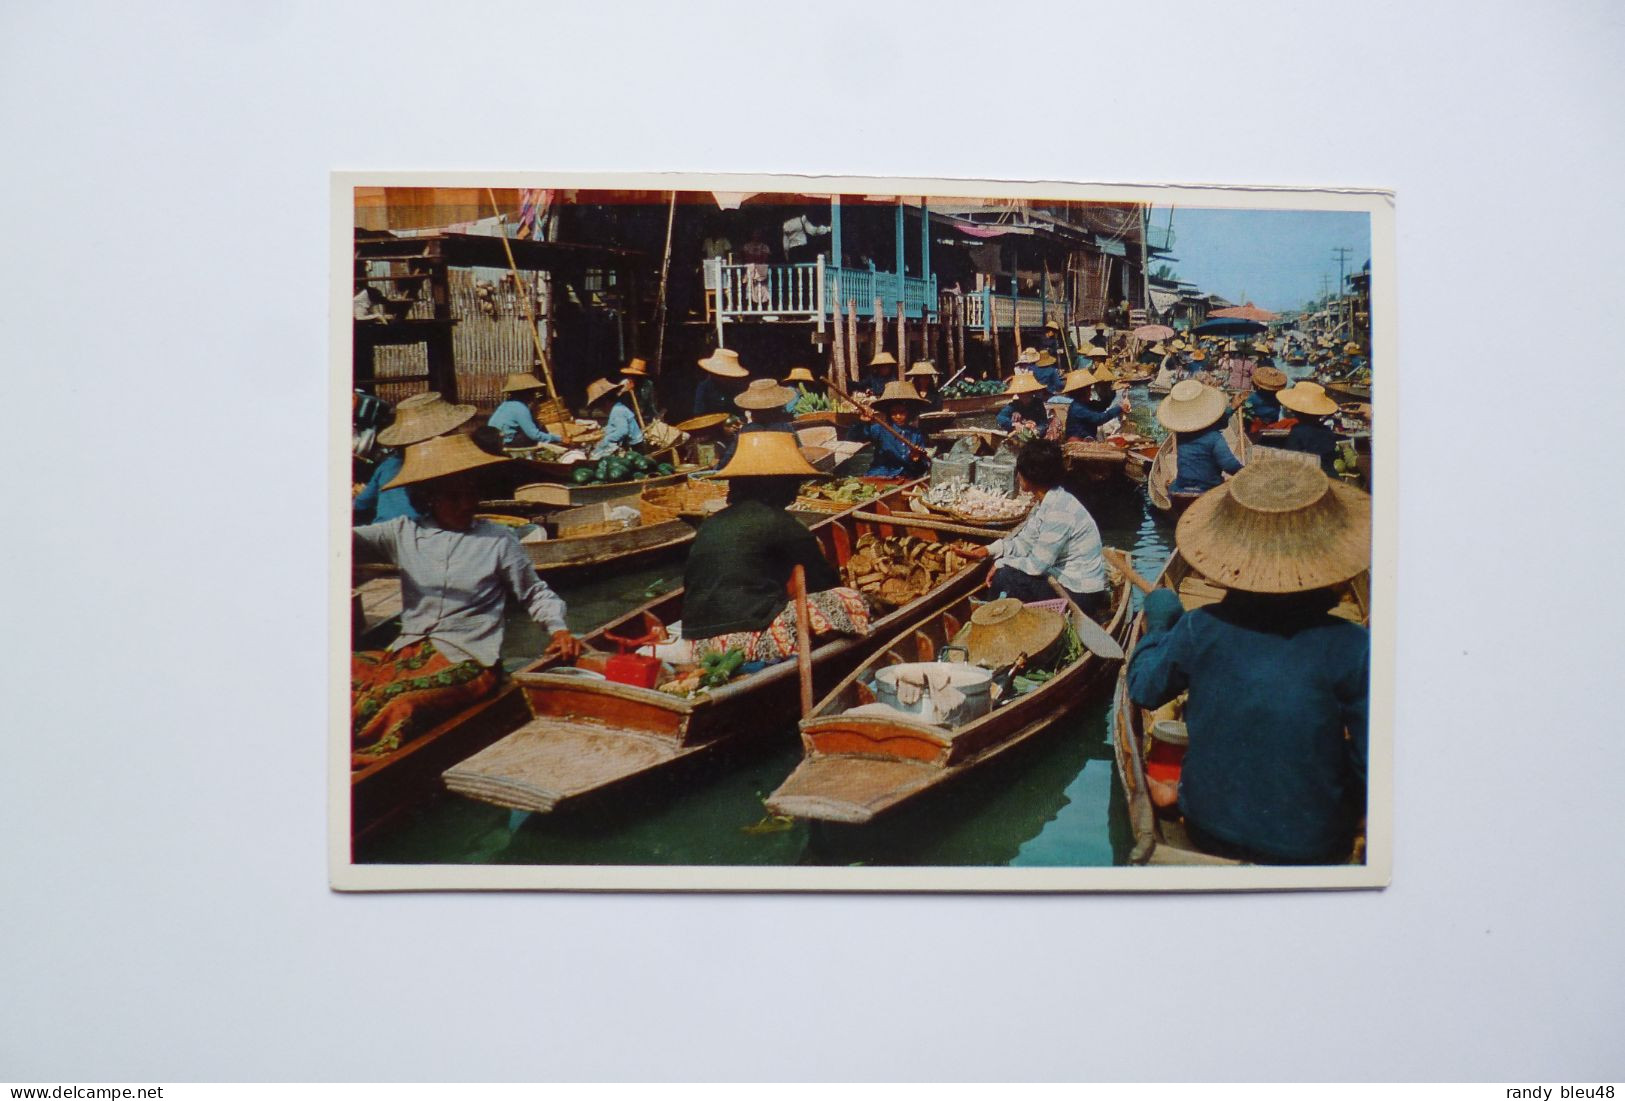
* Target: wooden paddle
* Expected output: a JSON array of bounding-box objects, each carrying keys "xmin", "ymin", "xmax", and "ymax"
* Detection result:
[
  {"xmin": 1046, "ymin": 577, "xmax": 1124, "ymax": 661},
  {"xmin": 790, "ymin": 564, "xmax": 814, "ymax": 717},
  {"xmin": 1103, "ymin": 547, "xmax": 1157, "ymax": 595},
  {"xmin": 824, "ymin": 376, "xmax": 931, "ymax": 462},
  {"xmin": 850, "ymin": 510, "xmax": 1005, "ymax": 541}
]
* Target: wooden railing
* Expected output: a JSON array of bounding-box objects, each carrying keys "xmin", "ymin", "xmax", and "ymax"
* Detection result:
[
  {"xmin": 708, "ymin": 257, "xmax": 937, "ymax": 323},
  {"xmin": 950, "ymin": 288, "xmax": 1059, "ymax": 334}
]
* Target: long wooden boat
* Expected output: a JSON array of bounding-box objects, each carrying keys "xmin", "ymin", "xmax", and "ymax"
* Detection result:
[
  {"xmin": 1110, "ymin": 550, "xmax": 1370, "ymax": 865},
  {"xmin": 437, "ymin": 483, "xmax": 1005, "ymax": 818},
  {"xmin": 350, "ymin": 488, "xmax": 917, "ymax": 842},
  {"xmin": 519, "ymin": 517, "xmax": 695, "ymax": 579},
  {"xmin": 764, "ymin": 571, "xmax": 1133, "ymax": 825},
  {"xmin": 1147, "ymin": 411, "xmax": 1249, "ymax": 516},
  {"xmin": 1322, "ymin": 380, "xmax": 1372, "ymax": 404},
  {"xmin": 513, "ymin": 466, "xmax": 700, "ymax": 509},
  {"xmin": 940, "ymin": 392, "xmax": 1008, "ymax": 416}
]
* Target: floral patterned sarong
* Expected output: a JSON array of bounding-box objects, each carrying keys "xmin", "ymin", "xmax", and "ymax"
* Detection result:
[
  {"xmin": 351, "ymin": 639, "xmax": 498, "ymax": 767},
  {"xmin": 693, "ymin": 587, "xmax": 872, "ymax": 665}
]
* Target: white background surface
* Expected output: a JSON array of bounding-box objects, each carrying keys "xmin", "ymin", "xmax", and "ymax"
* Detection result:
[{"xmin": 3, "ymin": 0, "xmax": 1622, "ymax": 1083}]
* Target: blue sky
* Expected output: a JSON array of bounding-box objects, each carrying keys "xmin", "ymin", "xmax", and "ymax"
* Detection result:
[{"xmin": 1148, "ymin": 206, "xmax": 1371, "ymax": 313}]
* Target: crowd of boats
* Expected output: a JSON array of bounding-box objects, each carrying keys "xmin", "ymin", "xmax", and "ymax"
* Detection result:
[{"xmin": 350, "ymin": 316, "xmax": 1373, "ymax": 867}]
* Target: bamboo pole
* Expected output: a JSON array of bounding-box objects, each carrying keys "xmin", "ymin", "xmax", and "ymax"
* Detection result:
[
  {"xmin": 846, "ymin": 298, "xmax": 859, "ymax": 382},
  {"xmin": 486, "ymin": 189, "xmax": 559, "ymax": 401},
  {"xmin": 873, "ymin": 297, "xmax": 884, "ymax": 364},
  {"xmin": 830, "ymin": 294, "xmax": 846, "ymax": 389},
  {"xmin": 896, "ymin": 300, "xmax": 906, "ymax": 380},
  {"xmin": 653, "ymin": 191, "xmax": 677, "ymax": 377}
]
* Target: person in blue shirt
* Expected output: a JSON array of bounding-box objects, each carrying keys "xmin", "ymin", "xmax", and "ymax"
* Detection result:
[
  {"xmin": 693, "ymin": 348, "xmax": 750, "ymax": 419},
  {"xmin": 997, "ymin": 371, "xmax": 1051, "ymax": 433},
  {"xmin": 585, "ymin": 378, "xmax": 644, "ymax": 458},
  {"xmin": 905, "ymin": 361, "xmax": 944, "ymax": 411},
  {"xmin": 1244, "ymin": 366, "xmax": 1288, "ymax": 431},
  {"xmin": 1127, "ymin": 461, "xmax": 1371, "ymax": 864},
  {"xmin": 1156, "ymin": 380, "xmax": 1244, "ymax": 494},
  {"xmin": 1030, "ymin": 349, "xmax": 1065, "ymax": 394},
  {"xmin": 1061, "ymin": 367, "xmax": 1127, "ymax": 440},
  {"xmin": 858, "ymin": 351, "xmax": 899, "ymax": 399},
  {"xmin": 1276, "ymin": 382, "xmax": 1342, "ymax": 476},
  {"xmin": 620, "ymin": 357, "xmax": 658, "ymax": 423},
  {"xmin": 487, "ymin": 372, "xmax": 561, "ymax": 448},
  {"xmin": 353, "ymin": 391, "xmax": 475, "ymax": 525},
  {"xmin": 862, "ymin": 381, "xmax": 930, "ymax": 478}
]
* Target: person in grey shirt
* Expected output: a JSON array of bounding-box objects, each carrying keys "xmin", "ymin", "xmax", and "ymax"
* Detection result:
[{"xmin": 351, "ymin": 433, "xmax": 580, "ymax": 763}]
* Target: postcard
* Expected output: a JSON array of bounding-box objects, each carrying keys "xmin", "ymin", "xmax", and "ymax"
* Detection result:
[{"xmin": 331, "ymin": 172, "xmax": 1394, "ymax": 892}]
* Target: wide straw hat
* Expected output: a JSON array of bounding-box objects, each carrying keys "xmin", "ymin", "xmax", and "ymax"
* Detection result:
[
  {"xmin": 1156, "ymin": 380, "xmax": 1229, "ymax": 432},
  {"xmin": 1343, "ymin": 341, "xmax": 1362, "ymax": 354},
  {"xmin": 584, "ymin": 378, "xmax": 625, "ymax": 409},
  {"xmin": 906, "ymin": 360, "xmax": 940, "ymax": 378},
  {"xmin": 1176, "ymin": 459, "xmax": 1371, "ymax": 593},
  {"xmin": 1060, "ymin": 369, "xmax": 1095, "ymax": 395},
  {"xmin": 620, "ymin": 357, "xmax": 649, "ymax": 378},
  {"xmin": 868, "ymin": 351, "xmax": 899, "ymax": 368},
  {"xmin": 376, "ymin": 391, "xmax": 476, "ymax": 447},
  {"xmin": 1017, "ymin": 347, "xmax": 1040, "ymax": 364},
  {"xmin": 1004, "ymin": 371, "xmax": 1047, "ymax": 397},
  {"xmin": 1252, "ymin": 366, "xmax": 1288, "ymax": 392},
  {"xmin": 1043, "ymin": 319, "xmax": 1061, "ymax": 332},
  {"xmin": 1076, "ymin": 343, "xmax": 1107, "ymax": 358},
  {"xmin": 735, "ymin": 378, "xmax": 797, "ymax": 410},
  {"xmin": 1034, "ymin": 350, "xmax": 1058, "ymax": 368},
  {"xmin": 1090, "ymin": 364, "xmax": 1118, "ymax": 385},
  {"xmin": 715, "ymin": 428, "xmax": 821, "ymax": 478},
  {"xmin": 500, "ymin": 372, "xmax": 549, "ymax": 394},
  {"xmin": 958, "ymin": 597, "xmax": 1066, "ymax": 668},
  {"xmin": 1149, "ymin": 342, "xmax": 1168, "ymax": 355},
  {"xmin": 1189, "ymin": 349, "xmax": 1208, "ymax": 362},
  {"xmin": 1277, "ymin": 381, "xmax": 1339, "ymax": 417},
  {"xmin": 673, "ymin": 412, "xmax": 730, "ymax": 435},
  {"xmin": 873, "ymin": 380, "xmax": 928, "ymax": 408},
  {"xmin": 383, "ymin": 431, "xmax": 509, "ymax": 490},
  {"xmin": 698, "ymin": 348, "xmax": 749, "ymax": 378},
  {"xmin": 785, "ymin": 366, "xmax": 817, "ymax": 383}
]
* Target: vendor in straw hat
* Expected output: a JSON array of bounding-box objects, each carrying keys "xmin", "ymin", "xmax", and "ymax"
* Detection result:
[
  {"xmin": 717, "ymin": 378, "xmax": 799, "ymax": 468},
  {"xmin": 953, "ymin": 439, "xmax": 1111, "ymax": 618},
  {"xmin": 997, "ymin": 370, "xmax": 1051, "ymax": 433},
  {"xmin": 692, "ymin": 348, "xmax": 750, "ymax": 419},
  {"xmin": 1244, "ymin": 365, "xmax": 1289, "ymax": 430},
  {"xmin": 859, "ymin": 351, "xmax": 900, "ymax": 399},
  {"xmin": 620, "ymin": 356, "xmax": 658, "ymax": 423},
  {"xmin": 1029, "ymin": 348, "xmax": 1065, "ymax": 394},
  {"xmin": 1276, "ymin": 381, "xmax": 1342, "ymax": 476},
  {"xmin": 488, "ymin": 372, "xmax": 562, "ymax": 449},
  {"xmin": 353, "ymin": 391, "xmax": 475, "ymax": 525},
  {"xmin": 584, "ymin": 377, "xmax": 644, "ymax": 459},
  {"xmin": 904, "ymin": 360, "xmax": 943, "ymax": 410},
  {"xmin": 783, "ymin": 365, "xmax": 822, "ymax": 412},
  {"xmin": 677, "ymin": 432, "xmax": 872, "ymax": 664},
  {"xmin": 1061, "ymin": 366, "xmax": 1129, "ymax": 441},
  {"xmin": 1126, "ymin": 459, "xmax": 1371, "ymax": 864},
  {"xmin": 351, "ymin": 433, "xmax": 581, "ymax": 764},
  {"xmin": 1158, "ymin": 379, "xmax": 1245, "ymax": 495},
  {"xmin": 1041, "ymin": 318, "xmax": 1065, "ymax": 360},
  {"xmin": 861, "ymin": 380, "xmax": 931, "ymax": 478}
]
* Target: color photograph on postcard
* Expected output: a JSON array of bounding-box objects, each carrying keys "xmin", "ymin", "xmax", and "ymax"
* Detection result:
[{"xmin": 333, "ymin": 173, "xmax": 1393, "ymax": 892}]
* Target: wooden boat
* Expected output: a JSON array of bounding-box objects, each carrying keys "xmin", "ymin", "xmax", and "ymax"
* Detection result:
[
  {"xmin": 428, "ymin": 481, "xmax": 1008, "ymax": 820},
  {"xmin": 1110, "ymin": 550, "xmax": 1370, "ymax": 865},
  {"xmin": 512, "ymin": 466, "xmax": 700, "ymax": 509},
  {"xmin": 516, "ymin": 498, "xmax": 696, "ymax": 580},
  {"xmin": 1322, "ymin": 380, "xmax": 1372, "ymax": 404},
  {"xmin": 940, "ymin": 392, "xmax": 1008, "ymax": 416},
  {"xmin": 1147, "ymin": 411, "xmax": 1249, "ymax": 516},
  {"xmin": 765, "ymin": 571, "xmax": 1133, "ymax": 825}
]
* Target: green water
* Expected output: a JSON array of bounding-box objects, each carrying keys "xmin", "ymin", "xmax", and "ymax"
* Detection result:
[{"xmin": 355, "ymin": 394, "xmax": 1177, "ymax": 868}]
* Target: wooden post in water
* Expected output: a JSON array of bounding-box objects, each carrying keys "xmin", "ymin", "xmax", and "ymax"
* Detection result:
[{"xmin": 896, "ymin": 301, "xmax": 906, "ymax": 380}]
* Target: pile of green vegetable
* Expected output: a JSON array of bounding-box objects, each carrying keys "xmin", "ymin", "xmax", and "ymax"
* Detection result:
[
  {"xmin": 798, "ymin": 477, "xmax": 878, "ymax": 504},
  {"xmin": 568, "ymin": 452, "xmax": 676, "ymax": 485},
  {"xmin": 941, "ymin": 379, "xmax": 1007, "ymax": 398}
]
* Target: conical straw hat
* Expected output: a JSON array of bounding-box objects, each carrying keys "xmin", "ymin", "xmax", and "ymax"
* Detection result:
[
  {"xmin": 1060, "ymin": 369, "xmax": 1095, "ymax": 395},
  {"xmin": 1090, "ymin": 364, "xmax": 1118, "ymax": 385},
  {"xmin": 906, "ymin": 360, "xmax": 940, "ymax": 377},
  {"xmin": 500, "ymin": 372, "xmax": 548, "ymax": 394},
  {"xmin": 785, "ymin": 366, "xmax": 817, "ymax": 383},
  {"xmin": 1076, "ymin": 343, "xmax": 1107, "ymax": 358},
  {"xmin": 383, "ymin": 431, "xmax": 510, "ymax": 490},
  {"xmin": 868, "ymin": 351, "xmax": 898, "ymax": 368},
  {"xmin": 1043, "ymin": 319, "xmax": 1061, "ymax": 331},
  {"xmin": 1189, "ymin": 349, "xmax": 1208, "ymax": 362},
  {"xmin": 620, "ymin": 357, "xmax": 649, "ymax": 377},
  {"xmin": 874, "ymin": 380, "xmax": 928, "ymax": 407},
  {"xmin": 1176, "ymin": 459, "xmax": 1371, "ymax": 593},
  {"xmin": 735, "ymin": 378, "xmax": 796, "ymax": 410},
  {"xmin": 1004, "ymin": 371, "xmax": 1046, "ymax": 397},
  {"xmin": 584, "ymin": 378, "xmax": 625, "ymax": 408},
  {"xmin": 376, "ymin": 391, "xmax": 476, "ymax": 447},
  {"xmin": 1017, "ymin": 347, "xmax": 1040, "ymax": 364},
  {"xmin": 673, "ymin": 412, "xmax": 730, "ymax": 435},
  {"xmin": 961, "ymin": 598, "xmax": 1065, "ymax": 668},
  {"xmin": 1156, "ymin": 380, "xmax": 1228, "ymax": 432},
  {"xmin": 1035, "ymin": 350, "xmax": 1058, "ymax": 368},
  {"xmin": 1277, "ymin": 381, "xmax": 1339, "ymax": 416},
  {"xmin": 1252, "ymin": 366, "xmax": 1288, "ymax": 392},
  {"xmin": 715, "ymin": 428, "xmax": 821, "ymax": 478},
  {"xmin": 698, "ymin": 348, "xmax": 748, "ymax": 377}
]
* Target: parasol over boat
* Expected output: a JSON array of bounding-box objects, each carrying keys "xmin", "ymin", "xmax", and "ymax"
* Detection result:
[
  {"xmin": 1207, "ymin": 302, "xmax": 1279, "ymax": 323},
  {"xmin": 1193, "ymin": 317, "xmax": 1268, "ymax": 337},
  {"xmin": 1132, "ymin": 323, "xmax": 1177, "ymax": 341}
]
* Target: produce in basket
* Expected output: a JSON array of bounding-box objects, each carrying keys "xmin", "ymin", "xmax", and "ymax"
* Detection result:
[
  {"xmin": 797, "ymin": 477, "xmax": 879, "ymax": 505},
  {"xmin": 841, "ymin": 532, "xmax": 973, "ymax": 609},
  {"xmin": 920, "ymin": 478, "xmax": 1033, "ymax": 522}
]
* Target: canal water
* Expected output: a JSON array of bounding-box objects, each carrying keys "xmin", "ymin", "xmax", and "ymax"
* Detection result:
[{"xmin": 355, "ymin": 392, "xmax": 1176, "ymax": 868}]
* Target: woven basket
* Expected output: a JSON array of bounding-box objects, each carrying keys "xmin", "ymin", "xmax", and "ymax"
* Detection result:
[
  {"xmin": 793, "ymin": 495, "xmax": 854, "ymax": 514},
  {"xmin": 643, "ymin": 477, "xmax": 727, "ymax": 517}
]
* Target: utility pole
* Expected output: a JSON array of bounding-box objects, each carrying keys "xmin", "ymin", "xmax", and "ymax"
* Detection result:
[{"xmin": 1332, "ymin": 247, "xmax": 1353, "ymax": 295}]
